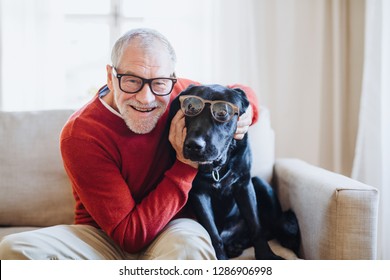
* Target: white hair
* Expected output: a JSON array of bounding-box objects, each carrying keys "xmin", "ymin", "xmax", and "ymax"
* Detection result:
[{"xmin": 111, "ymin": 28, "xmax": 177, "ymax": 67}]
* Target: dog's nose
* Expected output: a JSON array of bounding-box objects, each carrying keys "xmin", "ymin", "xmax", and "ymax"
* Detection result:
[{"xmin": 184, "ymin": 137, "xmax": 206, "ymax": 154}]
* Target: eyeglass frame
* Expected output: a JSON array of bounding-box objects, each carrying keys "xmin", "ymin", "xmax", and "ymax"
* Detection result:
[
  {"xmin": 112, "ymin": 67, "xmax": 177, "ymax": 96},
  {"xmin": 179, "ymin": 95, "xmax": 240, "ymax": 123}
]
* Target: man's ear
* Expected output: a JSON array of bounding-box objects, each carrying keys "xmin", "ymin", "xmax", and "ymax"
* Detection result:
[
  {"xmin": 232, "ymin": 88, "xmax": 250, "ymax": 116},
  {"xmin": 106, "ymin": 64, "xmax": 114, "ymax": 91}
]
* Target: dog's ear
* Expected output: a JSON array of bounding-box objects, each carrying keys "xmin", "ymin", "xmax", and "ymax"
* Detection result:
[
  {"xmin": 168, "ymin": 95, "xmax": 181, "ymax": 121},
  {"xmin": 232, "ymin": 88, "xmax": 250, "ymax": 116},
  {"xmin": 177, "ymin": 83, "xmax": 198, "ymax": 99}
]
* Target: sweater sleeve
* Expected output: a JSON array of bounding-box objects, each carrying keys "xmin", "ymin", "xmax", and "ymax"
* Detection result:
[{"xmin": 60, "ymin": 135, "xmax": 197, "ymax": 253}]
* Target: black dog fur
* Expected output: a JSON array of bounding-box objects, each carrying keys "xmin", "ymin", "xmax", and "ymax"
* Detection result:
[{"xmin": 168, "ymin": 84, "xmax": 300, "ymax": 259}]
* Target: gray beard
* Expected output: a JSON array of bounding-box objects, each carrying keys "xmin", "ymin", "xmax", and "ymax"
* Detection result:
[
  {"xmin": 118, "ymin": 101, "xmax": 166, "ymax": 134},
  {"xmin": 113, "ymin": 90, "xmax": 167, "ymax": 134},
  {"xmin": 122, "ymin": 111, "xmax": 160, "ymax": 134}
]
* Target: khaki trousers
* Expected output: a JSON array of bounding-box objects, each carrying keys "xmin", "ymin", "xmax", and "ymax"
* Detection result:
[{"xmin": 0, "ymin": 218, "xmax": 216, "ymax": 260}]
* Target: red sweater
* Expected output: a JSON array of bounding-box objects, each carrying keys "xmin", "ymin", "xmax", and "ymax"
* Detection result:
[{"xmin": 60, "ymin": 78, "xmax": 259, "ymax": 253}]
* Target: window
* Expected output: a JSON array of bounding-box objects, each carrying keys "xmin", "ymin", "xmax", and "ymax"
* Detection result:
[{"xmin": 0, "ymin": 0, "xmax": 214, "ymax": 111}]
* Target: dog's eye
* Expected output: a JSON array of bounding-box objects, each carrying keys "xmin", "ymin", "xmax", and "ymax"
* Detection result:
[
  {"xmin": 182, "ymin": 97, "xmax": 204, "ymax": 116},
  {"xmin": 212, "ymin": 103, "xmax": 234, "ymax": 122},
  {"xmin": 214, "ymin": 109, "xmax": 230, "ymax": 121},
  {"xmin": 187, "ymin": 104, "xmax": 201, "ymax": 114},
  {"xmin": 216, "ymin": 109, "xmax": 228, "ymax": 117}
]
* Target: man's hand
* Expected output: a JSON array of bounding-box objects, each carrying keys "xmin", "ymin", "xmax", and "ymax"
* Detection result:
[
  {"xmin": 234, "ymin": 105, "xmax": 253, "ymax": 140},
  {"xmin": 169, "ymin": 110, "xmax": 199, "ymax": 169}
]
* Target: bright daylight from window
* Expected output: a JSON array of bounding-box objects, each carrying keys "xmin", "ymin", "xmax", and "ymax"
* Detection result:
[{"xmin": 0, "ymin": 0, "xmax": 213, "ymax": 111}]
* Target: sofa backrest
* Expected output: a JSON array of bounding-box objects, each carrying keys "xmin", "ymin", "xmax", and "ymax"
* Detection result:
[
  {"xmin": 249, "ymin": 106, "xmax": 275, "ymax": 183},
  {"xmin": 0, "ymin": 110, "xmax": 75, "ymax": 227}
]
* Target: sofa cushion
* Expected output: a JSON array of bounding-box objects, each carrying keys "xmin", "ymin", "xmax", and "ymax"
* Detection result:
[
  {"xmin": 0, "ymin": 226, "xmax": 40, "ymax": 240},
  {"xmin": 0, "ymin": 110, "xmax": 75, "ymax": 227}
]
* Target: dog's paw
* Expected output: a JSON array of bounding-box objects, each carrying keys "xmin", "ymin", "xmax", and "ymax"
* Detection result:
[
  {"xmin": 225, "ymin": 243, "xmax": 245, "ymax": 259},
  {"xmin": 214, "ymin": 246, "xmax": 229, "ymax": 260},
  {"xmin": 215, "ymin": 250, "xmax": 229, "ymax": 260},
  {"xmin": 255, "ymin": 252, "xmax": 285, "ymax": 260},
  {"xmin": 254, "ymin": 241, "xmax": 285, "ymax": 260},
  {"xmin": 270, "ymin": 255, "xmax": 285, "ymax": 260}
]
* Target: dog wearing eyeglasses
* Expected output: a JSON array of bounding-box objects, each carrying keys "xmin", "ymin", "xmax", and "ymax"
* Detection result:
[{"xmin": 168, "ymin": 84, "xmax": 300, "ymax": 260}]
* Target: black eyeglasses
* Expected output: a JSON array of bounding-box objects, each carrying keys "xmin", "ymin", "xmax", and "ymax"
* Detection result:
[
  {"xmin": 179, "ymin": 95, "xmax": 240, "ymax": 123},
  {"xmin": 112, "ymin": 67, "xmax": 177, "ymax": 96}
]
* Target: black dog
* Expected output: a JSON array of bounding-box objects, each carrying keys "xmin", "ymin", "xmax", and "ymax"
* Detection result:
[{"xmin": 169, "ymin": 84, "xmax": 300, "ymax": 260}]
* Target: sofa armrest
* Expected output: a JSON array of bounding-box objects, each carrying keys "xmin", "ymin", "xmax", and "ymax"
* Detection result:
[{"xmin": 273, "ymin": 158, "xmax": 379, "ymax": 260}]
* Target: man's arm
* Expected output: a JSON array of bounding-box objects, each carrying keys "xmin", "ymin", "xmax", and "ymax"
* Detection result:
[{"xmin": 60, "ymin": 133, "xmax": 197, "ymax": 254}]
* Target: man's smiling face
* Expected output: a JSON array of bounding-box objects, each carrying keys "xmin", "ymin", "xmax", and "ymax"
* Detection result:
[{"xmin": 107, "ymin": 40, "xmax": 174, "ymax": 134}]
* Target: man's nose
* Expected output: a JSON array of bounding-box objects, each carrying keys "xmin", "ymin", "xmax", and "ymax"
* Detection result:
[{"xmin": 136, "ymin": 83, "xmax": 155, "ymax": 104}]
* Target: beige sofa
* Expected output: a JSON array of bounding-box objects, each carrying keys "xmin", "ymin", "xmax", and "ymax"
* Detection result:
[{"xmin": 0, "ymin": 108, "xmax": 379, "ymax": 259}]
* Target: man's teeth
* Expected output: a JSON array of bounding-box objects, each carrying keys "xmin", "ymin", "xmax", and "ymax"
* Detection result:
[
  {"xmin": 197, "ymin": 161, "xmax": 213, "ymax": 165},
  {"xmin": 132, "ymin": 106, "xmax": 154, "ymax": 112}
]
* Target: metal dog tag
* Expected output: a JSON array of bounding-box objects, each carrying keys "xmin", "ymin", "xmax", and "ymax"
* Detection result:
[{"xmin": 212, "ymin": 169, "xmax": 220, "ymax": 182}]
